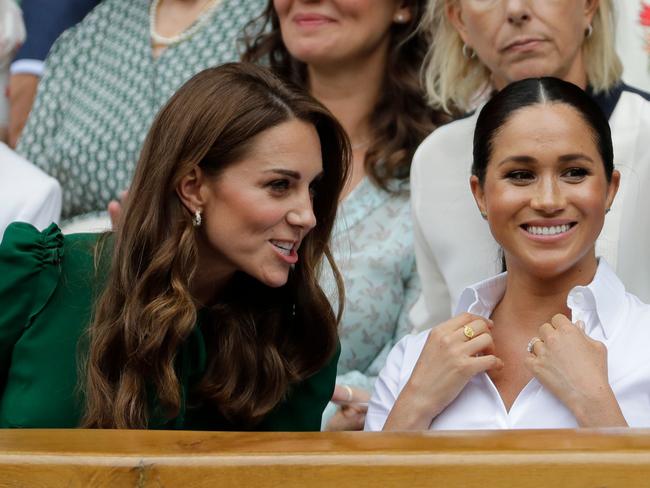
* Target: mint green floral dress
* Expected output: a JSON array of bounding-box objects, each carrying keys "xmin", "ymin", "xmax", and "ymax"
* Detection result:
[
  {"xmin": 320, "ymin": 179, "xmax": 420, "ymax": 428},
  {"xmin": 17, "ymin": 0, "xmax": 264, "ymax": 220}
]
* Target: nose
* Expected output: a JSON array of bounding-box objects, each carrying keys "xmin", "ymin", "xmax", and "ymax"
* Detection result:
[
  {"xmin": 505, "ymin": 0, "xmax": 531, "ymax": 25},
  {"xmin": 286, "ymin": 193, "xmax": 317, "ymax": 231},
  {"xmin": 530, "ymin": 176, "xmax": 566, "ymax": 214}
]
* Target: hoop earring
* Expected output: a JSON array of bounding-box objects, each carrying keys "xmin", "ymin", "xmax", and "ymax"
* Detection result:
[
  {"xmin": 462, "ymin": 43, "xmax": 477, "ymax": 59},
  {"xmin": 192, "ymin": 209, "xmax": 202, "ymax": 227},
  {"xmin": 585, "ymin": 24, "xmax": 593, "ymax": 39}
]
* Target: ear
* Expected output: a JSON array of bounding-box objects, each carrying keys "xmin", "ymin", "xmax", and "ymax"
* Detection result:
[
  {"xmin": 176, "ymin": 166, "xmax": 208, "ymax": 215},
  {"xmin": 584, "ymin": 0, "xmax": 600, "ymax": 27},
  {"xmin": 446, "ymin": 0, "xmax": 471, "ymax": 46},
  {"xmin": 393, "ymin": 1, "xmax": 413, "ymax": 24},
  {"xmin": 605, "ymin": 169, "xmax": 620, "ymax": 211},
  {"xmin": 470, "ymin": 175, "xmax": 487, "ymax": 218}
]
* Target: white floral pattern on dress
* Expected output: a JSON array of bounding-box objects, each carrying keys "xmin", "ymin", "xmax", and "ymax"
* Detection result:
[{"xmin": 320, "ymin": 178, "xmax": 420, "ymax": 428}]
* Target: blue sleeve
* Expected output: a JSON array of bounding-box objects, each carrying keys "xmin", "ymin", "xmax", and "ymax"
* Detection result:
[{"xmin": 13, "ymin": 0, "xmax": 101, "ymax": 62}]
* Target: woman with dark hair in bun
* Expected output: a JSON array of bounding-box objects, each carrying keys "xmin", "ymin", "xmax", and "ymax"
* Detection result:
[{"xmin": 367, "ymin": 78, "xmax": 650, "ymax": 431}]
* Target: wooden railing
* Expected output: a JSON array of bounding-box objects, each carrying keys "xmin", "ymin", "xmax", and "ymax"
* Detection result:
[{"xmin": 1, "ymin": 429, "xmax": 650, "ymax": 487}]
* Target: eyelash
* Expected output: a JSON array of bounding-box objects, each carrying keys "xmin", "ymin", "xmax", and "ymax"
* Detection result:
[
  {"xmin": 268, "ymin": 179, "xmax": 290, "ymax": 193},
  {"xmin": 505, "ymin": 168, "xmax": 590, "ymax": 183},
  {"xmin": 563, "ymin": 167, "xmax": 589, "ymax": 179},
  {"xmin": 267, "ymin": 179, "xmax": 318, "ymax": 198},
  {"xmin": 505, "ymin": 170, "xmax": 534, "ymax": 183}
]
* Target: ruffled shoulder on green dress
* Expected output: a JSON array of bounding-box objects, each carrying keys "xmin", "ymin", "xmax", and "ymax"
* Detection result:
[
  {"xmin": 0, "ymin": 222, "xmax": 64, "ymax": 328},
  {"xmin": 0, "ymin": 223, "xmax": 64, "ymax": 378}
]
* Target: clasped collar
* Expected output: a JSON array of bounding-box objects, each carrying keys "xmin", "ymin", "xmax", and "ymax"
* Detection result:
[
  {"xmin": 455, "ymin": 272, "xmax": 507, "ymax": 319},
  {"xmin": 455, "ymin": 260, "xmax": 626, "ymax": 340},
  {"xmin": 566, "ymin": 259, "xmax": 626, "ymax": 340}
]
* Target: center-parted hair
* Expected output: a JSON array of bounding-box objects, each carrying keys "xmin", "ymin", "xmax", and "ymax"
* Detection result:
[
  {"xmin": 82, "ymin": 63, "xmax": 351, "ymax": 429},
  {"xmin": 472, "ymin": 77, "xmax": 614, "ymax": 185}
]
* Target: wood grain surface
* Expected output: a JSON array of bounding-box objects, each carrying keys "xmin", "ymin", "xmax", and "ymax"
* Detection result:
[{"xmin": 1, "ymin": 429, "xmax": 650, "ymax": 487}]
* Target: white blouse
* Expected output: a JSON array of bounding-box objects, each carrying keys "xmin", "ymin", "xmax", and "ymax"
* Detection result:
[{"xmin": 365, "ymin": 260, "xmax": 650, "ymax": 430}]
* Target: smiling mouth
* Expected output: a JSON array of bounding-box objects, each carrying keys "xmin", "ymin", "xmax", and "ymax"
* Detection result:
[
  {"xmin": 270, "ymin": 240, "xmax": 295, "ymax": 256},
  {"xmin": 521, "ymin": 223, "xmax": 577, "ymax": 236}
]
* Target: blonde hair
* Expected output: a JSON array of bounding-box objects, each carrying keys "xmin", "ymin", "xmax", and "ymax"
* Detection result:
[{"xmin": 421, "ymin": 0, "xmax": 623, "ymax": 113}]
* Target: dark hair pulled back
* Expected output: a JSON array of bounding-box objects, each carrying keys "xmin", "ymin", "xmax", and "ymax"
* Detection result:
[{"xmin": 473, "ymin": 77, "xmax": 614, "ymax": 184}]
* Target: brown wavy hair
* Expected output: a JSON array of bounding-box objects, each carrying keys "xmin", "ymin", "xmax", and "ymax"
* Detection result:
[
  {"xmin": 81, "ymin": 63, "xmax": 350, "ymax": 429},
  {"xmin": 242, "ymin": 0, "xmax": 448, "ymax": 192}
]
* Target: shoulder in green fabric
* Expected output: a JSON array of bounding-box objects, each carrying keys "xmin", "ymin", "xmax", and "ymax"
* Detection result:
[
  {"xmin": 0, "ymin": 222, "xmax": 109, "ymax": 427},
  {"xmin": 0, "ymin": 221, "xmax": 334, "ymax": 430}
]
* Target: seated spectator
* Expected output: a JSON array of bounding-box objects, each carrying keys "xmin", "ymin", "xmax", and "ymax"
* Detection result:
[
  {"xmin": 0, "ymin": 0, "xmax": 24, "ymax": 143},
  {"xmin": 0, "ymin": 141, "xmax": 61, "ymax": 238},
  {"xmin": 16, "ymin": 0, "xmax": 265, "ymax": 227},
  {"xmin": 367, "ymin": 78, "xmax": 650, "ymax": 431},
  {"xmin": 7, "ymin": 0, "xmax": 100, "ymax": 148},
  {"xmin": 244, "ymin": 0, "xmax": 447, "ymax": 430},
  {"xmin": 0, "ymin": 63, "xmax": 349, "ymax": 430},
  {"xmin": 409, "ymin": 0, "xmax": 650, "ymax": 332}
]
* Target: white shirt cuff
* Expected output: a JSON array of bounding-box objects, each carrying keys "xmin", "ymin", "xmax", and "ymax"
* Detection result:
[{"xmin": 9, "ymin": 59, "xmax": 45, "ymax": 77}]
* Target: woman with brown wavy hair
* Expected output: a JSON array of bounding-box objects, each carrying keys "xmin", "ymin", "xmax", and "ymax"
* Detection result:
[
  {"xmin": 244, "ymin": 0, "xmax": 447, "ymax": 430},
  {"xmin": 0, "ymin": 62, "xmax": 349, "ymax": 430}
]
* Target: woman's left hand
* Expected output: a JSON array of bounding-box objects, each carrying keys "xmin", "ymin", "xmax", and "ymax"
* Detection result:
[
  {"xmin": 325, "ymin": 385, "xmax": 371, "ymax": 431},
  {"xmin": 525, "ymin": 314, "xmax": 627, "ymax": 427}
]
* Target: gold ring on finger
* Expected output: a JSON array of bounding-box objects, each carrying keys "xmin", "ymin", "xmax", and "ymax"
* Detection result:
[
  {"xmin": 463, "ymin": 325, "xmax": 475, "ymax": 340},
  {"xmin": 526, "ymin": 337, "xmax": 543, "ymax": 354}
]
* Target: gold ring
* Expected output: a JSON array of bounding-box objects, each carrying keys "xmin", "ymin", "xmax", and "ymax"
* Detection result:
[
  {"xmin": 527, "ymin": 337, "xmax": 543, "ymax": 354},
  {"xmin": 463, "ymin": 325, "xmax": 475, "ymax": 340}
]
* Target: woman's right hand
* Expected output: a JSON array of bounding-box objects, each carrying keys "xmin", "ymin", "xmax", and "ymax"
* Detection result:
[{"xmin": 383, "ymin": 313, "xmax": 503, "ymax": 430}]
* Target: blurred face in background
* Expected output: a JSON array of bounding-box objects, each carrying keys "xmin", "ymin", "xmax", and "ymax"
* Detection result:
[
  {"xmin": 274, "ymin": 0, "xmax": 412, "ymax": 68},
  {"xmin": 447, "ymin": 0, "xmax": 599, "ymax": 89}
]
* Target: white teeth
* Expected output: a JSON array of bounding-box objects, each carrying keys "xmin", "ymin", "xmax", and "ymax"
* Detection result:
[
  {"xmin": 526, "ymin": 224, "xmax": 572, "ymax": 236},
  {"xmin": 271, "ymin": 240, "xmax": 293, "ymax": 255}
]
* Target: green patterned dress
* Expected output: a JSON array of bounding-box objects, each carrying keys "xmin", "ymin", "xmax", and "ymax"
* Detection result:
[{"xmin": 17, "ymin": 0, "xmax": 264, "ymax": 220}]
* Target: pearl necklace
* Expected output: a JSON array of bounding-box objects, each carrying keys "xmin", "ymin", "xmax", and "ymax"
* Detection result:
[{"xmin": 149, "ymin": 0, "xmax": 222, "ymax": 47}]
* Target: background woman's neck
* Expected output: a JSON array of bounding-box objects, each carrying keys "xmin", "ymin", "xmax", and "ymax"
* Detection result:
[{"xmin": 307, "ymin": 45, "xmax": 388, "ymax": 198}]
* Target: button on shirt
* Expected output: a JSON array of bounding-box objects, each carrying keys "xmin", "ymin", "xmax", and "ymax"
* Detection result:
[{"xmin": 365, "ymin": 260, "xmax": 650, "ymax": 430}]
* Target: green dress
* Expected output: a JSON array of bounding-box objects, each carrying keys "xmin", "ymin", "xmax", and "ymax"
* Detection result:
[{"xmin": 0, "ymin": 222, "xmax": 338, "ymax": 430}]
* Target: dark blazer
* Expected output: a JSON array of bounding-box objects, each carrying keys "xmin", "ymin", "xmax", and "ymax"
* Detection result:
[{"xmin": 13, "ymin": 0, "xmax": 101, "ymax": 62}]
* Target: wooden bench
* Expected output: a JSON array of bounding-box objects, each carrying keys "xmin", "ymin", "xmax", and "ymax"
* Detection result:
[{"xmin": 1, "ymin": 429, "xmax": 650, "ymax": 487}]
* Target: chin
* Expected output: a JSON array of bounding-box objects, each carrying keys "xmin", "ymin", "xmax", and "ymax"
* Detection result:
[
  {"xmin": 507, "ymin": 61, "xmax": 558, "ymax": 83},
  {"xmin": 258, "ymin": 272, "xmax": 290, "ymax": 288},
  {"xmin": 520, "ymin": 255, "xmax": 585, "ymax": 280}
]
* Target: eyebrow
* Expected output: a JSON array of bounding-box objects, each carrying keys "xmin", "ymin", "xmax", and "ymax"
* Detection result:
[
  {"xmin": 497, "ymin": 153, "xmax": 595, "ymax": 167},
  {"xmin": 264, "ymin": 169, "xmax": 301, "ymax": 179}
]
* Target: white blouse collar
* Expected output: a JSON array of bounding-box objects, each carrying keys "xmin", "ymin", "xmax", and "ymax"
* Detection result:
[{"xmin": 454, "ymin": 259, "xmax": 627, "ymax": 340}]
